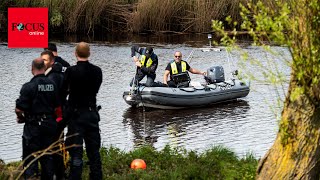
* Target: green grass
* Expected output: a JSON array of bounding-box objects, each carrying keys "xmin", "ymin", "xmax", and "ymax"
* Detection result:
[
  {"xmin": 0, "ymin": 145, "xmax": 258, "ymax": 179},
  {"xmin": 83, "ymin": 145, "xmax": 258, "ymax": 179}
]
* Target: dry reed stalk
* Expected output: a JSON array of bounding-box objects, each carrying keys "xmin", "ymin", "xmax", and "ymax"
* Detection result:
[
  {"xmin": 10, "ymin": 0, "xmax": 254, "ymax": 33},
  {"xmin": 11, "ymin": 133, "xmax": 80, "ymax": 180},
  {"xmin": 130, "ymin": 0, "xmax": 244, "ymax": 33},
  {"xmin": 0, "ymin": 13, "xmax": 5, "ymax": 28},
  {"xmin": 180, "ymin": 0, "xmax": 242, "ymax": 32},
  {"xmin": 132, "ymin": 0, "xmax": 183, "ymax": 33},
  {"xmin": 61, "ymin": 0, "xmax": 130, "ymax": 33}
]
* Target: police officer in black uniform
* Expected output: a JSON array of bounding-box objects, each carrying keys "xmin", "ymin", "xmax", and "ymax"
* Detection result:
[
  {"xmin": 41, "ymin": 50, "xmax": 66, "ymax": 180},
  {"xmin": 130, "ymin": 45, "xmax": 158, "ymax": 87},
  {"xmin": 42, "ymin": 50, "xmax": 64, "ymax": 101},
  {"xmin": 15, "ymin": 58, "xmax": 59, "ymax": 180},
  {"xmin": 45, "ymin": 42, "xmax": 70, "ymax": 70},
  {"xmin": 62, "ymin": 42, "xmax": 103, "ymax": 179}
]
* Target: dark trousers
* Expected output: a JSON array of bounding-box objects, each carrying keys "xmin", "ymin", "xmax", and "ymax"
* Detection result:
[
  {"xmin": 130, "ymin": 71, "xmax": 156, "ymax": 87},
  {"xmin": 22, "ymin": 119, "xmax": 57, "ymax": 180},
  {"xmin": 167, "ymin": 80, "xmax": 177, "ymax": 87},
  {"xmin": 53, "ymin": 122, "xmax": 66, "ymax": 180},
  {"xmin": 66, "ymin": 110, "xmax": 102, "ymax": 180}
]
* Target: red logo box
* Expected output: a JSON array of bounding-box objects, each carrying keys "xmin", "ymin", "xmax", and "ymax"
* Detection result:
[{"xmin": 8, "ymin": 8, "xmax": 48, "ymax": 48}]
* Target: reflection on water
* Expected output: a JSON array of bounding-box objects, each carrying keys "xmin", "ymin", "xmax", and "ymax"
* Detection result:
[
  {"xmin": 123, "ymin": 100, "xmax": 251, "ymax": 152},
  {"xmin": 0, "ymin": 33, "xmax": 213, "ymax": 47},
  {"xmin": 0, "ymin": 42, "xmax": 290, "ymax": 162}
]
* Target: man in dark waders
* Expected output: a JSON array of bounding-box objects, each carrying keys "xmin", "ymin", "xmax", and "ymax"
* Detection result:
[
  {"xmin": 62, "ymin": 42, "xmax": 103, "ymax": 179},
  {"xmin": 130, "ymin": 45, "xmax": 158, "ymax": 87},
  {"xmin": 42, "ymin": 50, "xmax": 66, "ymax": 180},
  {"xmin": 15, "ymin": 58, "xmax": 59, "ymax": 179}
]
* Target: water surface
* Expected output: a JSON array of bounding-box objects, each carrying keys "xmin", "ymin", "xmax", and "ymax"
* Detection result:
[{"xmin": 0, "ymin": 40, "xmax": 291, "ymax": 162}]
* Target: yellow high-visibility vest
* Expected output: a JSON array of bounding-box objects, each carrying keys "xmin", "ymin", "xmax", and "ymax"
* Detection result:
[
  {"xmin": 170, "ymin": 61, "xmax": 186, "ymax": 74},
  {"xmin": 140, "ymin": 55, "xmax": 153, "ymax": 68}
]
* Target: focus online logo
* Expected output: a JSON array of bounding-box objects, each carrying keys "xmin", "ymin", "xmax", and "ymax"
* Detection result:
[
  {"xmin": 11, "ymin": 22, "xmax": 45, "ymax": 35},
  {"xmin": 8, "ymin": 8, "xmax": 48, "ymax": 48}
]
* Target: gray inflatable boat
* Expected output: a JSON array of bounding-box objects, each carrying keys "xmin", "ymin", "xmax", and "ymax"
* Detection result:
[{"xmin": 123, "ymin": 66, "xmax": 250, "ymax": 109}]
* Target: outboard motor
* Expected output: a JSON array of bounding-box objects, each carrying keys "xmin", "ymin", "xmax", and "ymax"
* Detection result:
[{"xmin": 205, "ymin": 66, "xmax": 225, "ymax": 84}]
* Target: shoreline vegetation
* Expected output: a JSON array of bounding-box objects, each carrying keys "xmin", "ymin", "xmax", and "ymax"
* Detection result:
[
  {"xmin": 0, "ymin": 0, "xmax": 274, "ymax": 35},
  {"xmin": 0, "ymin": 0, "xmax": 263, "ymax": 178},
  {"xmin": 0, "ymin": 145, "xmax": 258, "ymax": 179}
]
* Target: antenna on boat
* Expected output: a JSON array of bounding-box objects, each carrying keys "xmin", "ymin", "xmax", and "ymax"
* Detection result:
[
  {"xmin": 226, "ymin": 49, "xmax": 237, "ymax": 80},
  {"xmin": 186, "ymin": 49, "xmax": 195, "ymax": 64},
  {"xmin": 208, "ymin": 33, "xmax": 212, "ymax": 48},
  {"xmin": 200, "ymin": 34, "xmax": 221, "ymax": 52}
]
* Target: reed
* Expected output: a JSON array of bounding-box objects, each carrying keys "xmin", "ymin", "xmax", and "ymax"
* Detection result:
[
  {"xmin": 5, "ymin": 0, "xmax": 130, "ymax": 33},
  {"xmin": 130, "ymin": 0, "xmax": 244, "ymax": 33},
  {"xmin": 61, "ymin": 0, "xmax": 130, "ymax": 33},
  {"xmin": 0, "ymin": 0, "xmax": 285, "ymax": 36},
  {"xmin": 0, "ymin": 13, "xmax": 4, "ymax": 30}
]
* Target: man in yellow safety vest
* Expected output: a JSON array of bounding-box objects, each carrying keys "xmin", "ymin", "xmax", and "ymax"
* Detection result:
[
  {"xmin": 163, "ymin": 51, "xmax": 206, "ymax": 87},
  {"xmin": 130, "ymin": 45, "xmax": 158, "ymax": 87}
]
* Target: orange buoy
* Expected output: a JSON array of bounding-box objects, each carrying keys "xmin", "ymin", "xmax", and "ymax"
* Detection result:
[{"xmin": 130, "ymin": 159, "xmax": 147, "ymax": 169}]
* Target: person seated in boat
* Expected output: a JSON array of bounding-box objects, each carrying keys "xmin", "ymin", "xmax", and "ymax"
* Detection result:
[
  {"xmin": 130, "ymin": 45, "xmax": 159, "ymax": 87},
  {"xmin": 163, "ymin": 51, "xmax": 206, "ymax": 88}
]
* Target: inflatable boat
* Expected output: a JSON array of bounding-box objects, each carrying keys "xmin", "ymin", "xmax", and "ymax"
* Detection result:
[{"xmin": 123, "ymin": 66, "xmax": 250, "ymax": 109}]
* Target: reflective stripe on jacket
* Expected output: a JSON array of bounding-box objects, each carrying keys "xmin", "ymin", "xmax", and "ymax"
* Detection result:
[
  {"xmin": 170, "ymin": 61, "xmax": 186, "ymax": 74},
  {"xmin": 140, "ymin": 55, "xmax": 153, "ymax": 68}
]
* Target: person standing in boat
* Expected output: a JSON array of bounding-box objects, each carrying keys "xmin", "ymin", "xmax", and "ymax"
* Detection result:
[
  {"xmin": 163, "ymin": 51, "xmax": 206, "ymax": 87},
  {"xmin": 130, "ymin": 45, "xmax": 158, "ymax": 87}
]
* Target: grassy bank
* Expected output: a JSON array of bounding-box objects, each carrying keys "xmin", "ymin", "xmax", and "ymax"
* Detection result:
[
  {"xmin": 0, "ymin": 0, "xmax": 276, "ymax": 34},
  {"xmin": 0, "ymin": 145, "xmax": 257, "ymax": 179}
]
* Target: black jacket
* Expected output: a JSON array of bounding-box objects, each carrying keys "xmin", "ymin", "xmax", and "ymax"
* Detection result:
[
  {"xmin": 165, "ymin": 60, "xmax": 191, "ymax": 81},
  {"xmin": 16, "ymin": 74, "xmax": 59, "ymax": 115},
  {"xmin": 62, "ymin": 61, "xmax": 102, "ymax": 108},
  {"xmin": 46, "ymin": 62, "xmax": 65, "ymax": 103},
  {"xmin": 54, "ymin": 56, "xmax": 70, "ymax": 69},
  {"xmin": 131, "ymin": 45, "xmax": 158, "ymax": 75}
]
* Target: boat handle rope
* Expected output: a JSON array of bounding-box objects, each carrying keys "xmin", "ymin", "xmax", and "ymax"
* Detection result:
[
  {"xmin": 205, "ymin": 81, "xmax": 236, "ymax": 91},
  {"xmin": 179, "ymin": 87, "xmax": 196, "ymax": 92}
]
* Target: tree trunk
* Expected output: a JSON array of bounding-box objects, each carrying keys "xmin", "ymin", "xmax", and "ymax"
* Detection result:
[{"xmin": 256, "ymin": 77, "xmax": 320, "ymax": 179}]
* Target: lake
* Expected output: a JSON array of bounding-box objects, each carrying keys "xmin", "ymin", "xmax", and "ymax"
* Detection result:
[{"xmin": 0, "ymin": 35, "xmax": 291, "ymax": 162}]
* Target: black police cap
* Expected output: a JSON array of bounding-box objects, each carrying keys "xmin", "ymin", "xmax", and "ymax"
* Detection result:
[{"xmin": 45, "ymin": 43, "xmax": 57, "ymax": 52}]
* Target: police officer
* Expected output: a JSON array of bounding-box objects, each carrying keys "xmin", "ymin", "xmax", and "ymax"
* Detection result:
[
  {"xmin": 41, "ymin": 50, "xmax": 66, "ymax": 180},
  {"xmin": 16, "ymin": 58, "xmax": 59, "ymax": 179},
  {"xmin": 131, "ymin": 45, "xmax": 158, "ymax": 87},
  {"xmin": 62, "ymin": 42, "xmax": 103, "ymax": 179},
  {"xmin": 42, "ymin": 50, "xmax": 64, "ymax": 101},
  {"xmin": 45, "ymin": 42, "xmax": 70, "ymax": 70},
  {"xmin": 163, "ymin": 51, "xmax": 206, "ymax": 87}
]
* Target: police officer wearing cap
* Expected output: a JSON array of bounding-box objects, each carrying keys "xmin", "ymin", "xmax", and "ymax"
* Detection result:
[
  {"xmin": 62, "ymin": 42, "xmax": 103, "ymax": 179},
  {"xmin": 131, "ymin": 45, "xmax": 158, "ymax": 87},
  {"xmin": 45, "ymin": 42, "xmax": 70, "ymax": 70},
  {"xmin": 16, "ymin": 58, "xmax": 59, "ymax": 179}
]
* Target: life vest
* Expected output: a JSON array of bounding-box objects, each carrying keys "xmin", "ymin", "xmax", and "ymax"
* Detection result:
[
  {"xmin": 170, "ymin": 61, "xmax": 187, "ymax": 74},
  {"xmin": 140, "ymin": 55, "xmax": 153, "ymax": 68}
]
